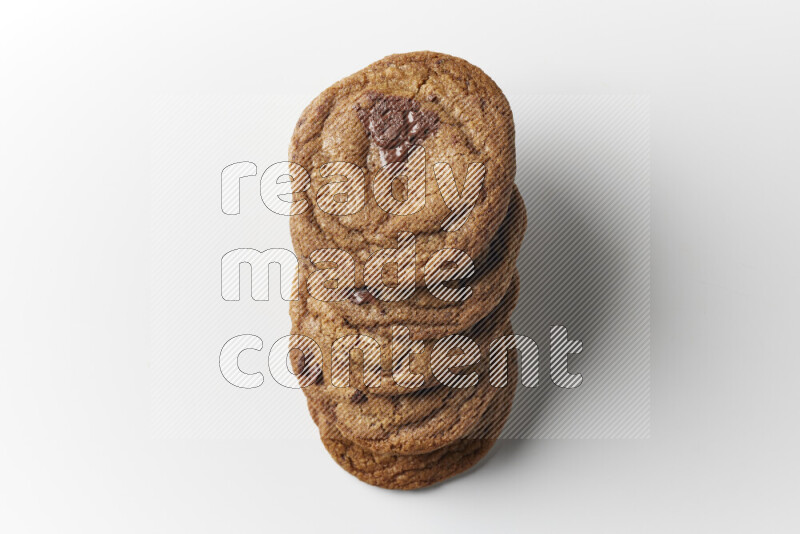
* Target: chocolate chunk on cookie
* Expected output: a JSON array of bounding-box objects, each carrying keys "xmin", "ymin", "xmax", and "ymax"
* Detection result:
[{"xmin": 355, "ymin": 92, "xmax": 440, "ymax": 165}]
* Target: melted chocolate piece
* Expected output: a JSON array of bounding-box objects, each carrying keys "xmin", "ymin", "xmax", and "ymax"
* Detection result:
[
  {"xmin": 355, "ymin": 93, "xmax": 439, "ymax": 164},
  {"xmin": 293, "ymin": 352, "xmax": 323, "ymax": 384},
  {"xmin": 349, "ymin": 287, "xmax": 375, "ymax": 305}
]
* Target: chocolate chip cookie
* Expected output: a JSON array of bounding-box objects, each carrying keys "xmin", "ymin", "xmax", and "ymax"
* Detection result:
[
  {"xmin": 287, "ymin": 51, "xmax": 525, "ymax": 489},
  {"xmin": 300, "ymin": 187, "xmax": 526, "ymax": 338},
  {"xmin": 291, "ymin": 271, "xmax": 520, "ymax": 396},
  {"xmin": 297, "ymin": 275, "xmax": 519, "ymax": 455},
  {"xmin": 306, "ymin": 352, "xmax": 517, "ymax": 490},
  {"xmin": 289, "ymin": 51, "xmax": 516, "ymax": 286}
]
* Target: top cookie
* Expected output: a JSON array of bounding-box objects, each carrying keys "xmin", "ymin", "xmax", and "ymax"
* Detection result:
[{"xmin": 289, "ymin": 51, "xmax": 516, "ymax": 285}]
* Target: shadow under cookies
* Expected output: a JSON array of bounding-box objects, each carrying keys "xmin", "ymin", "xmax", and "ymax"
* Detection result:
[{"xmin": 491, "ymin": 98, "xmax": 651, "ymax": 460}]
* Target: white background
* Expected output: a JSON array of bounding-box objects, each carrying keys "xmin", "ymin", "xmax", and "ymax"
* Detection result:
[{"xmin": 2, "ymin": 1, "xmax": 799, "ymax": 532}]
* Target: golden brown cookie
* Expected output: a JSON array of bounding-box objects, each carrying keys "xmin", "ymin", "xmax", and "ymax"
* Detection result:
[
  {"xmin": 291, "ymin": 272, "xmax": 520, "ymax": 397},
  {"xmin": 299, "ymin": 286, "xmax": 518, "ymax": 455},
  {"xmin": 300, "ymin": 187, "xmax": 526, "ymax": 338},
  {"xmin": 306, "ymin": 353, "xmax": 517, "ymax": 490},
  {"xmin": 287, "ymin": 51, "xmax": 524, "ymax": 489},
  {"xmin": 289, "ymin": 51, "xmax": 516, "ymax": 287}
]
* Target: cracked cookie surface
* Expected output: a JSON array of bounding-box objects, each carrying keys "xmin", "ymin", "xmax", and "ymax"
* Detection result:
[
  {"xmin": 306, "ymin": 353, "xmax": 518, "ymax": 490},
  {"xmin": 297, "ymin": 275, "xmax": 519, "ymax": 455},
  {"xmin": 291, "ymin": 271, "xmax": 519, "ymax": 397},
  {"xmin": 300, "ymin": 187, "xmax": 526, "ymax": 338}
]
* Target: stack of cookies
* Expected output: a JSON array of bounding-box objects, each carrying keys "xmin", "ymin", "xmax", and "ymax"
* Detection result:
[{"xmin": 288, "ymin": 52, "xmax": 526, "ymax": 489}]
